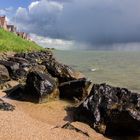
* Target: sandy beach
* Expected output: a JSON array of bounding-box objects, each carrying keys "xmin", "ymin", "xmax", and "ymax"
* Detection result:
[
  {"xmin": 1, "ymin": 0, "xmax": 140, "ymax": 139},
  {"xmin": 0, "ymin": 90, "xmax": 108, "ymax": 140}
]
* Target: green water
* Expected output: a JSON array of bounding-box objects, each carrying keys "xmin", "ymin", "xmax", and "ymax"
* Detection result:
[{"xmin": 54, "ymin": 50, "xmax": 140, "ymax": 92}]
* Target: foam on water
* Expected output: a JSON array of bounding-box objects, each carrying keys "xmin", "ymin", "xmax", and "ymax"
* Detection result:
[{"xmin": 91, "ymin": 68, "xmax": 96, "ymax": 72}]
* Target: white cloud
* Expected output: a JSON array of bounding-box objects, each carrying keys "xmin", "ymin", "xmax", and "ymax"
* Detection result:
[
  {"xmin": 15, "ymin": 0, "xmax": 63, "ymax": 37},
  {"xmin": 0, "ymin": 9, "xmax": 7, "ymax": 15},
  {"xmin": 30, "ymin": 33, "xmax": 75, "ymax": 50},
  {"xmin": 11, "ymin": 0, "xmax": 140, "ymax": 49},
  {"xmin": 29, "ymin": 0, "xmax": 63, "ymax": 12},
  {"xmin": 28, "ymin": 1, "xmax": 40, "ymax": 11},
  {"xmin": 16, "ymin": 7, "xmax": 28, "ymax": 20},
  {"xmin": 0, "ymin": 7, "xmax": 14, "ymax": 16}
]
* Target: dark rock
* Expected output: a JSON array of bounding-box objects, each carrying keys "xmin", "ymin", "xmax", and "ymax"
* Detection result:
[
  {"xmin": 0, "ymin": 60, "xmax": 29, "ymax": 80},
  {"xmin": 0, "ymin": 60, "xmax": 19, "ymax": 79},
  {"xmin": 29, "ymin": 65, "xmax": 46, "ymax": 73},
  {"xmin": 6, "ymin": 84, "xmax": 25, "ymax": 101},
  {"xmin": 59, "ymin": 78, "xmax": 91, "ymax": 101},
  {"xmin": 0, "ymin": 98, "xmax": 15, "ymax": 111},
  {"xmin": 74, "ymin": 83, "xmax": 140, "ymax": 136},
  {"xmin": 0, "ymin": 64, "xmax": 10, "ymax": 83},
  {"xmin": 61, "ymin": 122, "xmax": 89, "ymax": 137},
  {"xmin": 24, "ymin": 71, "xmax": 59, "ymax": 103},
  {"xmin": 14, "ymin": 68, "xmax": 28, "ymax": 80},
  {"xmin": 6, "ymin": 72, "xmax": 59, "ymax": 103},
  {"xmin": 14, "ymin": 50, "xmax": 53, "ymax": 64},
  {"xmin": 42, "ymin": 59, "xmax": 85, "ymax": 83},
  {"xmin": 14, "ymin": 69, "xmax": 27, "ymax": 80},
  {"xmin": 8, "ymin": 57, "xmax": 29, "ymax": 64},
  {"xmin": 20, "ymin": 63, "xmax": 30, "ymax": 69}
]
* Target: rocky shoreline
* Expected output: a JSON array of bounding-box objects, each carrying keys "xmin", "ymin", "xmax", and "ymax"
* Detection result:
[{"xmin": 0, "ymin": 50, "xmax": 140, "ymax": 139}]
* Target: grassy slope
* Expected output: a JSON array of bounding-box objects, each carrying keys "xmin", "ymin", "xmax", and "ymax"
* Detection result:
[{"xmin": 0, "ymin": 28, "xmax": 43, "ymax": 52}]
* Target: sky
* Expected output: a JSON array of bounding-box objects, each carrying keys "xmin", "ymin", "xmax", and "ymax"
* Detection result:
[
  {"xmin": 0, "ymin": 0, "xmax": 33, "ymax": 9},
  {"xmin": 1, "ymin": 0, "xmax": 140, "ymax": 50}
]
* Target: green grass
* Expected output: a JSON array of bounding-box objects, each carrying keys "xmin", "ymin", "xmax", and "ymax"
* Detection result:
[{"xmin": 0, "ymin": 28, "xmax": 43, "ymax": 52}]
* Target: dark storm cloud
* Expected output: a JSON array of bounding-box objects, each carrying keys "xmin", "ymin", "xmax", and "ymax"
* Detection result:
[{"xmin": 14, "ymin": 0, "xmax": 140, "ymax": 48}]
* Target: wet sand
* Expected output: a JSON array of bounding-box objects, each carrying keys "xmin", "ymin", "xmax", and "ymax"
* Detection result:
[{"xmin": 0, "ymin": 90, "xmax": 109, "ymax": 140}]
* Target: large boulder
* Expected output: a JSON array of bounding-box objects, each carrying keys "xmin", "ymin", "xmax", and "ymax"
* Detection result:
[
  {"xmin": 24, "ymin": 71, "xmax": 59, "ymax": 103},
  {"xmin": 0, "ymin": 64, "xmax": 10, "ymax": 83},
  {"xmin": 0, "ymin": 60, "xmax": 29, "ymax": 80},
  {"xmin": 42, "ymin": 59, "xmax": 85, "ymax": 83},
  {"xmin": 59, "ymin": 78, "xmax": 91, "ymax": 101},
  {"xmin": 74, "ymin": 83, "xmax": 140, "ymax": 136},
  {"xmin": 0, "ymin": 60, "xmax": 19, "ymax": 79}
]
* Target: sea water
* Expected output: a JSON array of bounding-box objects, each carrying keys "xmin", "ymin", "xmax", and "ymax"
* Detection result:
[{"xmin": 54, "ymin": 50, "xmax": 140, "ymax": 92}]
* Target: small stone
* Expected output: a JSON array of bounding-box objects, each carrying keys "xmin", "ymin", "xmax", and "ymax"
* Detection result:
[
  {"xmin": 0, "ymin": 98, "xmax": 15, "ymax": 111},
  {"xmin": 61, "ymin": 122, "xmax": 89, "ymax": 137}
]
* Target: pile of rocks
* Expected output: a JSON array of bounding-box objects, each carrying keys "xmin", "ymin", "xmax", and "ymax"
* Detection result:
[{"xmin": 0, "ymin": 50, "xmax": 91, "ymax": 103}]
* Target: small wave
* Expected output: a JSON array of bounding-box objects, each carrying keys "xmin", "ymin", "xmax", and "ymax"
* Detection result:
[{"xmin": 91, "ymin": 68, "xmax": 96, "ymax": 72}]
